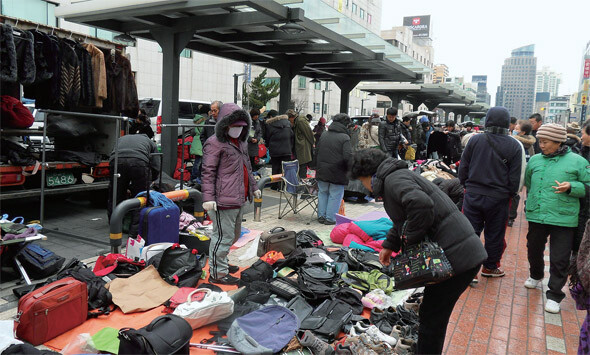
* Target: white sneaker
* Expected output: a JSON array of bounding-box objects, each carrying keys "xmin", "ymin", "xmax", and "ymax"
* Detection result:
[
  {"xmin": 524, "ymin": 277, "xmax": 542, "ymax": 289},
  {"xmin": 545, "ymin": 300, "xmax": 560, "ymax": 313},
  {"xmin": 365, "ymin": 325, "xmax": 397, "ymax": 346}
]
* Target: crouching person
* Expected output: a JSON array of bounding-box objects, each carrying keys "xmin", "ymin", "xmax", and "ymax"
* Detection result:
[{"xmin": 201, "ymin": 103, "xmax": 261, "ymax": 285}]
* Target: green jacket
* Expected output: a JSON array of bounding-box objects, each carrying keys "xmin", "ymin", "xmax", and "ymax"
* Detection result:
[
  {"xmin": 525, "ymin": 149, "xmax": 590, "ymax": 227},
  {"xmin": 190, "ymin": 115, "xmax": 206, "ymax": 156},
  {"xmin": 293, "ymin": 116, "xmax": 315, "ymax": 165}
]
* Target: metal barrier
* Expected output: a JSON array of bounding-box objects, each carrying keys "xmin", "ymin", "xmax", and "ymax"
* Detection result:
[
  {"xmin": 108, "ymin": 188, "xmax": 203, "ymax": 253},
  {"xmin": 253, "ymin": 174, "xmax": 283, "ymax": 222}
]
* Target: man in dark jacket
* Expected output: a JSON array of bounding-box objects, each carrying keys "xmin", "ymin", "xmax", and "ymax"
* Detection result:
[
  {"xmin": 247, "ymin": 108, "xmax": 263, "ymax": 169},
  {"xmin": 378, "ymin": 107, "xmax": 405, "ymax": 158},
  {"xmin": 316, "ymin": 113, "xmax": 352, "ymax": 224},
  {"xmin": 459, "ymin": 106, "xmax": 524, "ymax": 277},
  {"xmin": 350, "ymin": 149, "xmax": 486, "ymax": 354},
  {"xmin": 444, "ymin": 120, "xmax": 462, "ymax": 165},
  {"xmin": 264, "ymin": 114, "xmax": 294, "ymax": 189},
  {"xmin": 107, "ymin": 133, "xmax": 160, "ymax": 237},
  {"xmin": 200, "ymin": 100, "xmax": 222, "ymax": 147},
  {"xmin": 529, "ymin": 113, "xmax": 543, "ymax": 155}
]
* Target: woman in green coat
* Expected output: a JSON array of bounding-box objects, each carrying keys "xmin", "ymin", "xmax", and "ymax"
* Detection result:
[{"xmin": 524, "ymin": 123, "xmax": 590, "ymax": 314}]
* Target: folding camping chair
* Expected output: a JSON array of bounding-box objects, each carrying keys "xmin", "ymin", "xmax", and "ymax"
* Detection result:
[{"xmin": 278, "ymin": 160, "xmax": 318, "ymax": 225}]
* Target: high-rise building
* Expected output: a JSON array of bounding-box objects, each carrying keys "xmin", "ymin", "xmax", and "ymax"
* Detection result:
[
  {"xmin": 472, "ymin": 75, "xmax": 491, "ymax": 105},
  {"xmin": 546, "ymin": 96, "xmax": 570, "ymax": 124},
  {"xmin": 535, "ymin": 66, "xmax": 561, "ymax": 98},
  {"xmin": 574, "ymin": 41, "xmax": 590, "ymax": 122},
  {"xmin": 535, "ymin": 92, "xmax": 551, "ymax": 118},
  {"xmin": 433, "ymin": 64, "xmax": 449, "ymax": 84},
  {"xmin": 497, "ymin": 45, "xmax": 537, "ymax": 119}
]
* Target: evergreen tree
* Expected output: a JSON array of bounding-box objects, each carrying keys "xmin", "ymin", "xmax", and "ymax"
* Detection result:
[{"xmin": 243, "ymin": 69, "xmax": 280, "ymax": 109}]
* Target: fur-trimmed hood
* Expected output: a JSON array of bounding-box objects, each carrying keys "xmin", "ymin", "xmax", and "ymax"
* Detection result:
[
  {"xmin": 214, "ymin": 106, "xmax": 252, "ymax": 143},
  {"xmin": 265, "ymin": 114, "xmax": 289, "ymax": 125},
  {"xmin": 566, "ymin": 133, "xmax": 581, "ymax": 143},
  {"xmin": 514, "ymin": 133, "xmax": 536, "ymax": 148}
]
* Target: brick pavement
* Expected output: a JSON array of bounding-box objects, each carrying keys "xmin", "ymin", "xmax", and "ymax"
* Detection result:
[{"xmin": 443, "ymin": 195, "xmax": 586, "ymax": 355}]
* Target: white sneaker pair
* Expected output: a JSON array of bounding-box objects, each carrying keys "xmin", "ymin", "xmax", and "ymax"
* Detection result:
[
  {"xmin": 523, "ymin": 277, "xmax": 560, "ymax": 313},
  {"xmin": 524, "ymin": 277, "xmax": 542, "ymax": 289}
]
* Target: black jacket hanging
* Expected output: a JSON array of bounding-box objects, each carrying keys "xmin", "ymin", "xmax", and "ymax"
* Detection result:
[
  {"xmin": 14, "ymin": 29, "xmax": 36, "ymax": 85},
  {"xmin": 58, "ymin": 39, "xmax": 81, "ymax": 110},
  {"xmin": 0, "ymin": 24, "xmax": 17, "ymax": 83}
]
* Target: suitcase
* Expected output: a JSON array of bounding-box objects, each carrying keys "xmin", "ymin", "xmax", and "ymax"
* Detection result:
[
  {"xmin": 15, "ymin": 277, "xmax": 87, "ymax": 345},
  {"xmin": 257, "ymin": 227, "xmax": 296, "ymax": 257},
  {"xmin": 139, "ymin": 153, "xmax": 180, "ymax": 245},
  {"xmin": 138, "ymin": 206, "xmax": 180, "ymax": 245}
]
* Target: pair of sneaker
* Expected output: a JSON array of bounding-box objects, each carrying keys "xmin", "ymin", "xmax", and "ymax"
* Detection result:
[
  {"xmin": 338, "ymin": 333, "xmax": 393, "ymax": 355},
  {"xmin": 524, "ymin": 277, "xmax": 561, "ymax": 313},
  {"xmin": 348, "ymin": 322, "xmax": 397, "ymax": 347},
  {"xmin": 403, "ymin": 292, "xmax": 423, "ymax": 314}
]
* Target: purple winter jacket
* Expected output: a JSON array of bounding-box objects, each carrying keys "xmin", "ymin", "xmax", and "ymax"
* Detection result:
[{"xmin": 201, "ymin": 106, "xmax": 257, "ymax": 208}]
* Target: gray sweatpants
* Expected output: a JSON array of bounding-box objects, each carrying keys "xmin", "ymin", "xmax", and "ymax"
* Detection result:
[{"xmin": 209, "ymin": 206, "xmax": 244, "ymax": 279}]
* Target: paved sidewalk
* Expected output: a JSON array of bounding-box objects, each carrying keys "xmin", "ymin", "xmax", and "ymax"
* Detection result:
[{"xmin": 443, "ymin": 196, "xmax": 586, "ymax": 355}]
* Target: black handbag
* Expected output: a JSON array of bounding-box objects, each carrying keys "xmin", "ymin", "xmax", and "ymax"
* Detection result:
[
  {"xmin": 118, "ymin": 314, "xmax": 192, "ymax": 355},
  {"xmin": 386, "ymin": 222, "xmax": 454, "ymax": 290},
  {"xmin": 157, "ymin": 244, "xmax": 203, "ymax": 287}
]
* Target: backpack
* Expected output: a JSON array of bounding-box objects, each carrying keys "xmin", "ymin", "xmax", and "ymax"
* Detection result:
[
  {"xmin": 215, "ymin": 301, "xmax": 261, "ymax": 336},
  {"xmin": 238, "ymin": 259, "xmax": 273, "ymax": 287},
  {"xmin": 93, "ymin": 254, "xmax": 145, "ymax": 278},
  {"xmin": 331, "ymin": 288, "xmax": 364, "ymax": 315},
  {"xmin": 272, "ymin": 248, "xmax": 307, "ymax": 271},
  {"xmin": 340, "ymin": 269, "xmax": 394, "ymax": 294},
  {"xmin": 345, "ymin": 249, "xmax": 383, "ymax": 272},
  {"xmin": 300, "ymin": 299, "xmax": 353, "ymax": 342},
  {"xmin": 296, "ymin": 230, "xmax": 324, "ymax": 249},
  {"xmin": 56, "ymin": 258, "xmax": 115, "ymax": 318},
  {"xmin": 157, "ymin": 244, "xmax": 204, "ymax": 287},
  {"xmin": 297, "ymin": 266, "xmax": 339, "ymax": 306},
  {"xmin": 228, "ymin": 306, "xmax": 299, "ymax": 354},
  {"xmin": 16, "ymin": 243, "xmax": 65, "ymax": 279},
  {"xmin": 244, "ymin": 281, "xmax": 272, "ymax": 304}
]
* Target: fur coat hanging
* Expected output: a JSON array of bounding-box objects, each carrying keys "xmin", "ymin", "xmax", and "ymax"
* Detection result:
[{"xmin": 0, "ymin": 24, "xmax": 17, "ymax": 83}]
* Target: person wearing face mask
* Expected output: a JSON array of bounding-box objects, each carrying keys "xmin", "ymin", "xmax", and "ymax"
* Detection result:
[
  {"xmin": 201, "ymin": 103, "xmax": 261, "ymax": 285},
  {"xmin": 524, "ymin": 123, "xmax": 590, "ymax": 313}
]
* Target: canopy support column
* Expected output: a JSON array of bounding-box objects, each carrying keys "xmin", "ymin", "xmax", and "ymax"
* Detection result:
[
  {"xmin": 335, "ymin": 79, "xmax": 360, "ymax": 115},
  {"xmin": 151, "ymin": 29, "xmax": 194, "ymax": 175},
  {"xmin": 276, "ymin": 62, "xmax": 305, "ymax": 114}
]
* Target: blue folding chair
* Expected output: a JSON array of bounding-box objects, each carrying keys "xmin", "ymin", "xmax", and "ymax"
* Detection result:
[{"xmin": 278, "ymin": 160, "xmax": 318, "ymax": 225}]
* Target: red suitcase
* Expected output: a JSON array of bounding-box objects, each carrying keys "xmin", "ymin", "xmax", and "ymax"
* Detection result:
[{"xmin": 14, "ymin": 277, "xmax": 87, "ymax": 345}]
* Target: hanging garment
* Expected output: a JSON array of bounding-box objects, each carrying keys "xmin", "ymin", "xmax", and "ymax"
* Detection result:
[
  {"xmin": 83, "ymin": 43, "xmax": 107, "ymax": 108},
  {"xmin": 24, "ymin": 34, "xmax": 61, "ymax": 109},
  {"xmin": 0, "ymin": 24, "xmax": 17, "ymax": 82},
  {"xmin": 58, "ymin": 39, "xmax": 81, "ymax": 110},
  {"xmin": 28, "ymin": 30, "xmax": 53, "ymax": 82},
  {"xmin": 102, "ymin": 50, "xmax": 139, "ymax": 118},
  {"xmin": 64, "ymin": 39, "xmax": 94, "ymax": 107},
  {"xmin": 13, "ymin": 28, "xmax": 35, "ymax": 85}
]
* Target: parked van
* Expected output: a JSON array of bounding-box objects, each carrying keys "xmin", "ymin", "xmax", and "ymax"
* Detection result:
[{"xmin": 139, "ymin": 98, "xmax": 211, "ymax": 145}]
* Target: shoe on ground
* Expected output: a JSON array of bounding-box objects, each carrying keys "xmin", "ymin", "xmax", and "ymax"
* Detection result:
[
  {"xmin": 403, "ymin": 298, "xmax": 421, "ymax": 314},
  {"xmin": 209, "ymin": 274, "xmax": 240, "ymax": 285},
  {"xmin": 524, "ymin": 277, "xmax": 542, "ymax": 289},
  {"xmin": 335, "ymin": 343, "xmax": 353, "ymax": 355},
  {"xmin": 507, "ymin": 219, "xmax": 514, "ymax": 227},
  {"xmin": 481, "ymin": 267, "xmax": 505, "ymax": 277},
  {"xmin": 318, "ymin": 216, "xmax": 326, "ymax": 224},
  {"xmin": 323, "ymin": 219, "xmax": 336, "ymax": 225},
  {"xmin": 298, "ymin": 330, "xmax": 335, "ymax": 355},
  {"xmin": 228, "ymin": 264, "xmax": 240, "ymax": 274},
  {"xmin": 354, "ymin": 321, "xmax": 370, "ymax": 333},
  {"xmin": 471, "ymin": 274, "xmax": 479, "ymax": 286},
  {"xmin": 394, "ymin": 338, "xmax": 416, "ymax": 355},
  {"xmin": 365, "ymin": 325, "xmax": 397, "ymax": 347},
  {"xmin": 545, "ymin": 300, "xmax": 560, "ymax": 314}
]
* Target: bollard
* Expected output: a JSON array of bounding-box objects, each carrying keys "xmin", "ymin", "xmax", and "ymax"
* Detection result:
[
  {"xmin": 253, "ymin": 174, "xmax": 283, "ymax": 222},
  {"xmin": 108, "ymin": 188, "xmax": 202, "ymax": 253}
]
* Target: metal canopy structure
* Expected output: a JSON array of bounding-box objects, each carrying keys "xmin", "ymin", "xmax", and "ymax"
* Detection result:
[
  {"xmin": 56, "ymin": 0, "xmax": 427, "ymax": 173},
  {"xmin": 359, "ymin": 83, "xmax": 479, "ymax": 112}
]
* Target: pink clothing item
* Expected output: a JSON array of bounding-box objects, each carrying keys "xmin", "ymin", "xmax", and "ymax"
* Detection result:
[{"xmin": 330, "ymin": 222, "xmax": 385, "ymax": 252}]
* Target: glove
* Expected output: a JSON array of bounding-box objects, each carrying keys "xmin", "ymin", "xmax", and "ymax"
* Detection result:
[
  {"xmin": 253, "ymin": 190, "xmax": 261, "ymax": 199},
  {"xmin": 203, "ymin": 201, "xmax": 217, "ymax": 211}
]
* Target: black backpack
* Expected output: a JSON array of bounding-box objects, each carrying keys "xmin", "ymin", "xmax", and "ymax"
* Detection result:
[
  {"xmin": 344, "ymin": 249, "xmax": 383, "ymax": 272},
  {"xmin": 296, "ymin": 230, "xmax": 324, "ymax": 249},
  {"xmin": 157, "ymin": 245, "xmax": 204, "ymax": 288},
  {"xmin": 238, "ymin": 259, "xmax": 273, "ymax": 287},
  {"xmin": 300, "ymin": 299, "xmax": 354, "ymax": 342},
  {"xmin": 244, "ymin": 281, "xmax": 272, "ymax": 304},
  {"xmin": 56, "ymin": 258, "xmax": 114, "ymax": 318},
  {"xmin": 297, "ymin": 266, "xmax": 339, "ymax": 306},
  {"xmin": 16, "ymin": 243, "xmax": 65, "ymax": 279}
]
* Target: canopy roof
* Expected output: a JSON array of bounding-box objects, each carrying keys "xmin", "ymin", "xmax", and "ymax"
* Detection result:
[
  {"xmin": 359, "ymin": 82, "xmax": 479, "ymax": 106},
  {"xmin": 55, "ymin": 0, "xmax": 427, "ymax": 82}
]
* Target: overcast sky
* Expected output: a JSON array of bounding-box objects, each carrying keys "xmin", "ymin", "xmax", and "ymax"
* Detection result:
[{"xmin": 380, "ymin": 0, "xmax": 590, "ymax": 104}]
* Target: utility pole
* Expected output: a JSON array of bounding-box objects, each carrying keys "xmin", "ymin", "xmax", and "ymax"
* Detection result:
[
  {"xmin": 320, "ymin": 82, "xmax": 330, "ymax": 118},
  {"xmin": 233, "ymin": 73, "xmax": 245, "ymax": 104}
]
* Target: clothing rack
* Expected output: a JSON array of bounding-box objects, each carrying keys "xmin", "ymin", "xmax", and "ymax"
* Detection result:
[
  {"xmin": 38, "ymin": 110, "xmax": 129, "ymax": 225},
  {"xmin": 161, "ymin": 123, "xmax": 216, "ymax": 190}
]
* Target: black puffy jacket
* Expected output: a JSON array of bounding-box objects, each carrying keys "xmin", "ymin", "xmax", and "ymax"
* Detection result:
[
  {"xmin": 378, "ymin": 119, "xmax": 402, "ymax": 154},
  {"xmin": 575, "ymin": 145, "xmax": 590, "ymax": 252},
  {"xmin": 432, "ymin": 177, "xmax": 464, "ymax": 211},
  {"xmin": 316, "ymin": 121, "xmax": 352, "ymax": 185},
  {"xmin": 373, "ymin": 158, "xmax": 487, "ymax": 274},
  {"xmin": 264, "ymin": 115, "xmax": 293, "ymax": 157}
]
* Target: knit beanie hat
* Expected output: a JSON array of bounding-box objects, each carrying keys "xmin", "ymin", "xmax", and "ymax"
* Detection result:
[{"xmin": 536, "ymin": 123, "xmax": 567, "ymax": 143}]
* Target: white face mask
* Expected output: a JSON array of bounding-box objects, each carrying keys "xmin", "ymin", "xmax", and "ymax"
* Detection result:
[{"xmin": 228, "ymin": 126, "xmax": 242, "ymax": 138}]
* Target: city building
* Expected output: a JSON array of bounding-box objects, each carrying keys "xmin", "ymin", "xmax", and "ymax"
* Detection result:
[
  {"xmin": 496, "ymin": 45, "xmax": 537, "ymax": 119},
  {"xmin": 381, "ymin": 26, "xmax": 434, "ymax": 83},
  {"xmin": 472, "ymin": 75, "xmax": 491, "ymax": 105},
  {"xmin": 534, "ymin": 92, "xmax": 551, "ymax": 119},
  {"xmin": 433, "ymin": 64, "xmax": 449, "ymax": 84},
  {"xmin": 535, "ymin": 66, "xmax": 561, "ymax": 98},
  {"xmin": 323, "ymin": 0, "xmax": 383, "ymax": 34},
  {"xmin": 545, "ymin": 96, "xmax": 570, "ymax": 124}
]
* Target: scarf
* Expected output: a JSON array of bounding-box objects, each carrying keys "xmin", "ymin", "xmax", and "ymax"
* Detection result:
[{"xmin": 542, "ymin": 145, "xmax": 568, "ymax": 158}]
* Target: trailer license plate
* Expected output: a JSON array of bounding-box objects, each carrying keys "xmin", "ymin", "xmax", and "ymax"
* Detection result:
[{"xmin": 47, "ymin": 172, "xmax": 76, "ymax": 187}]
